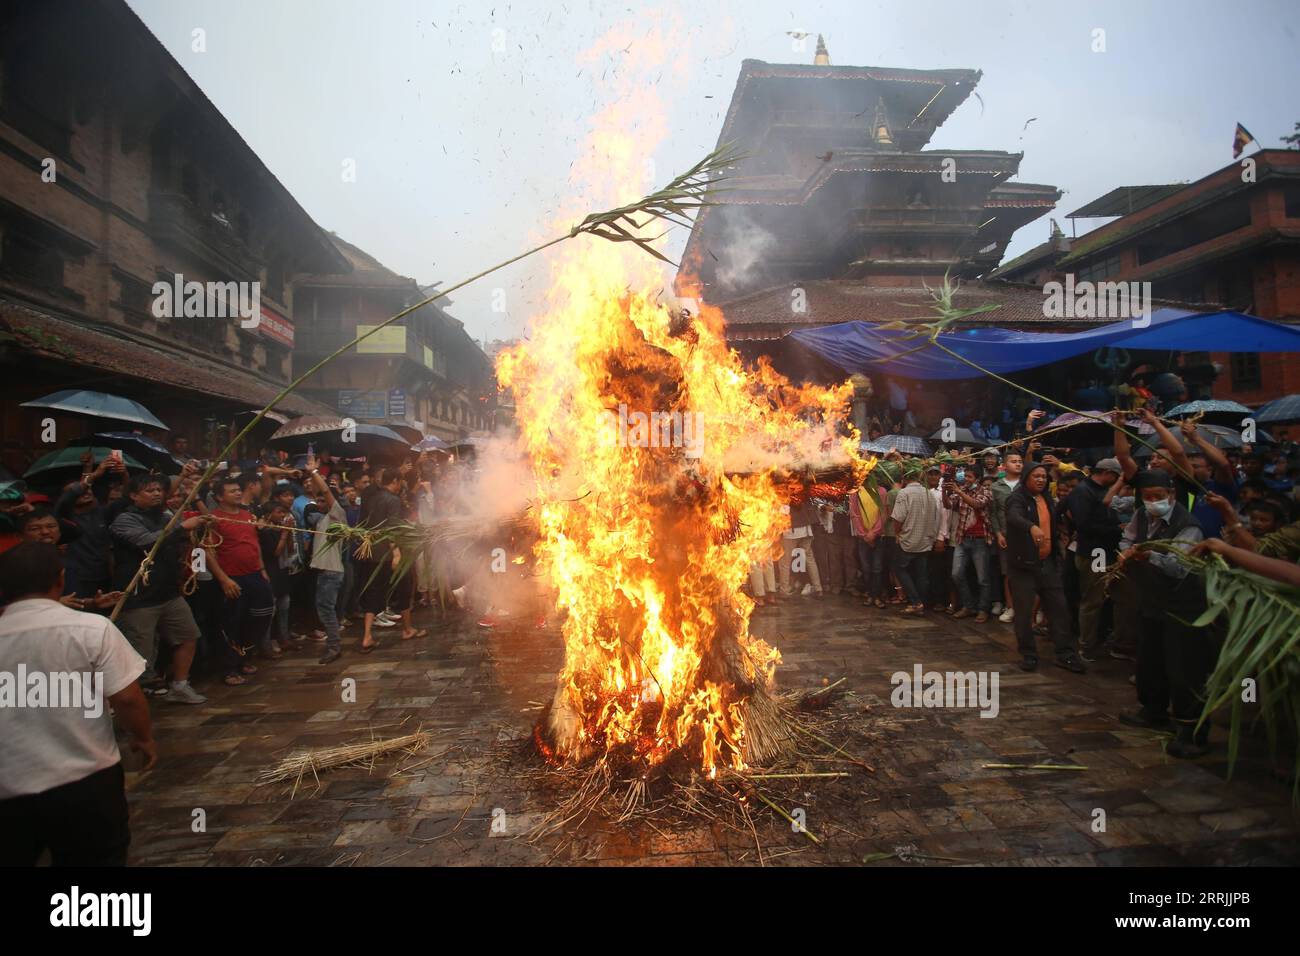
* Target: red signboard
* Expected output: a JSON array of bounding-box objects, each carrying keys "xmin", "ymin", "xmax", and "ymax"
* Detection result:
[{"xmin": 259, "ymin": 304, "xmax": 294, "ymax": 348}]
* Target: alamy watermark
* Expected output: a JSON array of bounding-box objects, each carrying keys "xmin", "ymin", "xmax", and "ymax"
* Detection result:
[
  {"xmin": 599, "ymin": 403, "xmax": 705, "ymax": 459},
  {"xmin": 890, "ymin": 664, "xmax": 999, "ymax": 718},
  {"xmin": 50, "ymin": 886, "xmax": 151, "ymax": 936},
  {"xmin": 1042, "ymin": 275, "xmax": 1152, "ymax": 328},
  {"xmin": 0, "ymin": 666, "xmax": 104, "ymax": 718},
  {"xmin": 152, "ymin": 273, "xmax": 260, "ymax": 328}
]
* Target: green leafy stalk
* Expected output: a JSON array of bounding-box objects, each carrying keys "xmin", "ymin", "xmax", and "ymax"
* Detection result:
[{"xmin": 1113, "ymin": 541, "xmax": 1300, "ymax": 797}]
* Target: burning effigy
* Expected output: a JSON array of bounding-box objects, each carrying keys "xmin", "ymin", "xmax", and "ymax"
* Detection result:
[{"xmin": 498, "ymin": 276, "xmax": 868, "ymax": 781}]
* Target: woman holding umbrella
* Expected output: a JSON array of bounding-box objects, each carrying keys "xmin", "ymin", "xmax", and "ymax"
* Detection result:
[{"xmin": 1004, "ymin": 462, "xmax": 1087, "ymax": 674}]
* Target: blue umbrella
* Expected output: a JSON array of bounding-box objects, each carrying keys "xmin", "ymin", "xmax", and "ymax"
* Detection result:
[
  {"xmin": 1165, "ymin": 399, "xmax": 1254, "ymax": 417},
  {"xmin": 864, "ymin": 434, "xmax": 931, "ymax": 456},
  {"xmin": 1256, "ymin": 394, "xmax": 1300, "ymax": 424},
  {"xmin": 1164, "ymin": 399, "xmax": 1256, "ymax": 427},
  {"xmin": 20, "ymin": 389, "xmax": 167, "ymax": 430}
]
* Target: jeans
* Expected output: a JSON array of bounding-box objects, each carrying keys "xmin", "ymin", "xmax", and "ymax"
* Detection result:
[
  {"xmin": 951, "ymin": 538, "xmax": 992, "ymax": 612},
  {"xmin": 855, "ymin": 537, "xmax": 884, "ymax": 598},
  {"xmin": 893, "ymin": 548, "xmax": 930, "ymax": 606},
  {"xmin": 316, "ymin": 570, "xmax": 345, "ymax": 653},
  {"xmin": 269, "ymin": 593, "xmax": 291, "ymax": 648}
]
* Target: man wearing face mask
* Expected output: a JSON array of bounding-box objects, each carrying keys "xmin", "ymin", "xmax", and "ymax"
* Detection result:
[
  {"xmin": 1066, "ymin": 458, "xmax": 1123, "ymax": 661},
  {"xmin": 1116, "ymin": 470, "xmax": 1212, "ymax": 758}
]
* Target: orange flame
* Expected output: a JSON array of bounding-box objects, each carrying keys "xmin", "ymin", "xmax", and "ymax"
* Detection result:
[{"xmin": 496, "ymin": 14, "xmax": 862, "ymax": 773}]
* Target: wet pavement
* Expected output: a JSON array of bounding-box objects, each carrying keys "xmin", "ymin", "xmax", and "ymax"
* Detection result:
[{"xmin": 123, "ymin": 594, "xmax": 1300, "ymax": 866}]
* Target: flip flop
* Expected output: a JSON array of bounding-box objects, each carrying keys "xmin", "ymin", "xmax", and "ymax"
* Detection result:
[
  {"xmin": 359, "ymin": 640, "xmax": 380, "ymax": 654},
  {"xmin": 223, "ymin": 674, "xmax": 248, "ymax": 686},
  {"xmin": 239, "ymin": 663, "xmax": 258, "ymax": 675},
  {"xmin": 401, "ymin": 628, "xmax": 428, "ymax": 641}
]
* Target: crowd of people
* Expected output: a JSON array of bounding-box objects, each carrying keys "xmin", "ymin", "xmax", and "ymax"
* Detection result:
[
  {"xmin": 4, "ymin": 405, "xmax": 1300, "ymax": 864},
  {"xmin": 0, "ymin": 443, "xmax": 488, "ymax": 700},
  {"xmin": 751, "ymin": 407, "xmax": 1300, "ymax": 760}
]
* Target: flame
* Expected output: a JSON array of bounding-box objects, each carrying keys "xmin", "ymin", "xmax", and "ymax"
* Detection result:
[{"xmin": 496, "ymin": 14, "xmax": 863, "ymax": 773}]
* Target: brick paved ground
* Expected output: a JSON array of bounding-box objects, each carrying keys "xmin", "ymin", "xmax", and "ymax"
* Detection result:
[{"xmin": 123, "ymin": 595, "xmax": 1300, "ymax": 866}]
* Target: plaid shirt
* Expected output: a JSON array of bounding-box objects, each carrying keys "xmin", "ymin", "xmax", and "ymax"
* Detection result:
[{"xmin": 942, "ymin": 482, "xmax": 992, "ymax": 545}]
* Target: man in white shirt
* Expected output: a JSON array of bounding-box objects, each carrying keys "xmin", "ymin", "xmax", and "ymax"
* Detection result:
[
  {"xmin": 0, "ymin": 542, "xmax": 155, "ymax": 866},
  {"xmin": 891, "ymin": 463, "xmax": 941, "ymax": 613},
  {"xmin": 304, "ymin": 460, "xmax": 351, "ymax": 664}
]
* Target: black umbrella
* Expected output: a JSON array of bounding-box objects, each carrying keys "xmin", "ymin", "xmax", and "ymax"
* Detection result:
[
  {"xmin": 270, "ymin": 417, "xmax": 411, "ymax": 459},
  {"xmin": 67, "ymin": 432, "xmax": 185, "ymax": 475}
]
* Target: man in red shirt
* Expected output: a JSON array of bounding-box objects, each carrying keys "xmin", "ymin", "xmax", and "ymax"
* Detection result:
[{"xmin": 205, "ymin": 475, "xmax": 274, "ymax": 686}]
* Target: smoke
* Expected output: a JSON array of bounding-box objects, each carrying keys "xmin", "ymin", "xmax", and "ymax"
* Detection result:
[{"xmin": 714, "ymin": 214, "xmax": 779, "ymax": 292}]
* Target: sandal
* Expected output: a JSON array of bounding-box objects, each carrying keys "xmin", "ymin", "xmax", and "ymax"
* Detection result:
[
  {"xmin": 401, "ymin": 628, "xmax": 428, "ymax": 641},
  {"xmin": 873, "ymin": 598, "xmax": 886, "ymax": 609},
  {"xmin": 359, "ymin": 640, "xmax": 380, "ymax": 654},
  {"xmin": 901, "ymin": 604, "xmax": 925, "ymax": 615},
  {"xmin": 239, "ymin": 663, "xmax": 258, "ymax": 675},
  {"xmin": 223, "ymin": 674, "xmax": 248, "ymax": 686}
]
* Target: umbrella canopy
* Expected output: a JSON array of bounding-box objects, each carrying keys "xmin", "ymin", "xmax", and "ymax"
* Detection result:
[
  {"xmin": 1040, "ymin": 411, "xmax": 1143, "ymax": 448},
  {"xmin": 1132, "ymin": 423, "xmax": 1271, "ymax": 457},
  {"xmin": 1163, "ymin": 399, "xmax": 1255, "ymax": 426},
  {"xmin": 411, "ymin": 436, "xmax": 451, "ymax": 453},
  {"xmin": 269, "ymin": 416, "xmax": 412, "ymax": 461},
  {"xmin": 232, "ymin": 409, "xmax": 291, "ymax": 430},
  {"xmin": 927, "ymin": 426, "xmax": 992, "ymax": 447},
  {"xmin": 23, "ymin": 446, "xmax": 146, "ymax": 483},
  {"xmin": 66, "ymin": 432, "xmax": 185, "ymax": 475},
  {"xmin": 863, "ymin": 434, "xmax": 931, "ymax": 456},
  {"xmin": 1256, "ymin": 394, "xmax": 1300, "ymax": 424},
  {"xmin": 20, "ymin": 389, "xmax": 167, "ymax": 430},
  {"xmin": 349, "ymin": 424, "xmax": 411, "ymax": 461},
  {"xmin": 267, "ymin": 415, "xmax": 349, "ymax": 444}
]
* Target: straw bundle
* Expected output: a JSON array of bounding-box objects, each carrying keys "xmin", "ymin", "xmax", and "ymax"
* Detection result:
[{"xmin": 258, "ymin": 730, "xmax": 431, "ymax": 796}]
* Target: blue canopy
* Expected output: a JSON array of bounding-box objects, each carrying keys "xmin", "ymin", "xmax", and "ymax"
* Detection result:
[{"xmin": 789, "ymin": 309, "xmax": 1300, "ymax": 381}]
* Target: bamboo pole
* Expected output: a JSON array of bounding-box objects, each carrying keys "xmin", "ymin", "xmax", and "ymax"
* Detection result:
[{"xmin": 107, "ymin": 145, "xmax": 740, "ymax": 621}]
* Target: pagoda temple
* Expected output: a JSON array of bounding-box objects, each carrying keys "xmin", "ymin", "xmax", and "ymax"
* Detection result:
[{"xmin": 678, "ymin": 44, "xmax": 1065, "ymax": 347}]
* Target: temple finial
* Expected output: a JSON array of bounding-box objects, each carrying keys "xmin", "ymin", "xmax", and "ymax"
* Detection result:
[{"xmin": 814, "ymin": 34, "xmax": 830, "ymax": 65}]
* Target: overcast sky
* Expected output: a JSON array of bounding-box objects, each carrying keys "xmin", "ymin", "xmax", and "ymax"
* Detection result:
[{"xmin": 127, "ymin": 0, "xmax": 1300, "ymax": 345}]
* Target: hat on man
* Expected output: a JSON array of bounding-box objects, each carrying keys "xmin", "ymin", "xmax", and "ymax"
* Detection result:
[
  {"xmin": 1135, "ymin": 468, "xmax": 1174, "ymax": 490},
  {"xmin": 1093, "ymin": 457, "xmax": 1122, "ymax": 474}
]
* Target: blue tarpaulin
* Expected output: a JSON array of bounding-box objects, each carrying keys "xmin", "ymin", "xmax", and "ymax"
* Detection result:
[{"xmin": 788, "ymin": 309, "xmax": 1300, "ymax": 381}]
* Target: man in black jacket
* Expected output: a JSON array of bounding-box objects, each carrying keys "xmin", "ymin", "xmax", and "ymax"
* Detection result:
[
  {"xmin": 1066, "ymin": 458, "xmax": 1123, "ymax": 660},
  {"xmin": 1005, "ymin": 464, "xmax": 1086, "ymax": 674}
]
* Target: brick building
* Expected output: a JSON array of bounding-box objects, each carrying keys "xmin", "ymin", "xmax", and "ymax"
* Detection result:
[
  {"xmin": 293, "ymin": 235, "xmax": 496, "ymax": 443},
  {"xmin": 0, "ymin": 0, "xmax": 347, "ymax": 476},
  {"xmin": 991, "ymin": 150, "xmax": 1300, "ymax": 407}
]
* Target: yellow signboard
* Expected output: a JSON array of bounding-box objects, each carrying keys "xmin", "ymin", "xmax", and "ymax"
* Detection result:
[
  {"xmin": 356, "ymin": 325, "xmax": 407, "ymax": 354},
  {"xmin": 423, "ymin": 345, "xmax": 434, "ymax": 369}
]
